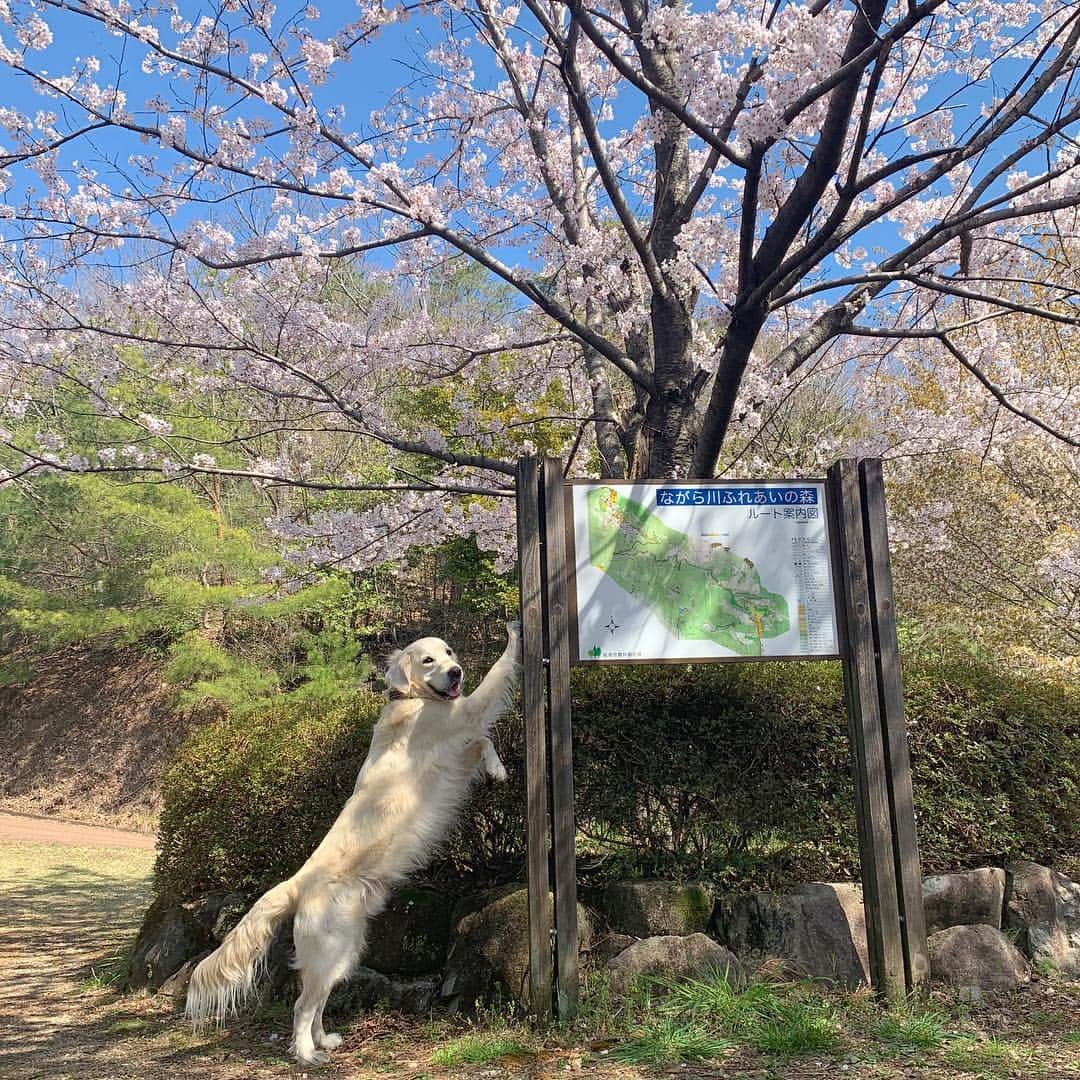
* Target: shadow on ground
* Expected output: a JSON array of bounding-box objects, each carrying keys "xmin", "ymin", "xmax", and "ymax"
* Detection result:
[{"xmin": 0, "ymin": 842, "xmax": 302, "ymax": 1079}]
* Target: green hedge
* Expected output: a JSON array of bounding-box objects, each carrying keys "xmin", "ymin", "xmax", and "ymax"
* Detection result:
[
  {"xmin": 155, "ymin": 696, "xmax": 380, "ymax": 899},
  {"xmin": 154, "ymin": 652, "xmax": 1079, "ymax": 902}
]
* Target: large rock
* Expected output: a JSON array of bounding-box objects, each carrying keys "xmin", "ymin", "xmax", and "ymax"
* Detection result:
[
  {"xmin": 128, "ymin": 892, "xmax": 296, "ymax": 998},
  {"xmin": 157, "ymin": 958, "xmax": 199, "ymax": 1004},
  {"xmin": 602, "ymin": 881, "xmax": 713, "ymax": 937},
  {"xmin": 127, "ymin": 897, "xmax": 216, "ymax": 991},
  {"xmin": 922, "ymin": 868, "xmax": 1006, "ymax": 934},
  {"xmin": 364, "ymin": 888, "xmax": 454, "ymax": 975},
  {"xmin": 192, "ymin": 892, "xmax": 249, "ymax": 942},
  {"xmin": 440, "ymin": 886, "xmax": 592, "ymax": 1011},
  {"xmin": 194, "ymin": 892, "xmax": 295, "ymax": 994},
  {"xmin": 712, "ymin": 882, "xmax": 869, "ymax": 987},
  {"xmin": 328, "ymin": 967, "xmax": 439, "ymax": 1015},
  {"xmin": 586, "ymin": 932, "xmax": 638, "ymax": 968},
  {"xmin": 604, "ymin": 934, "xmax": 740, "ymax": 995},
  {"xmin": 928, "ymin": 924, "xmax": 1031, "ymax": 1000},
  {"xmin": 1005, "ymin": 861, "xmax": 1080, "ymax": 977}
]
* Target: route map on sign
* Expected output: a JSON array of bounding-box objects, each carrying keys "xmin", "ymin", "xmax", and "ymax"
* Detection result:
[
  {"xmin": 586, "ymin": 487, "xmax": 788, "ymax": 655},
  {"xmin": 568, "ymin": 481, "xmax": 839, "ymax": 663}
]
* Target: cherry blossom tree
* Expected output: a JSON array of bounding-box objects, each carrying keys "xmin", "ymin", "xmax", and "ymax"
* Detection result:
[
  {"xmin": 854, "ymin": 249, "xmax": 1080, "ymax": 666},
  {"xmin": 1, "ymin": 0, "xmax": 1079, "ymax": 568}
]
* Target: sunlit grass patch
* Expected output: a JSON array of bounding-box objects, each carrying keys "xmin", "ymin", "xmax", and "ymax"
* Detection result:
[
  {"xmin": 649, "ymin": 970, "xmax": 843, "ymax": 1056},
  {"xmin": 750, "ymin": 998, "xmax": 844, "ymax": 1056},
  {"xmin": 79, "ymin": 948, "xmax": 132, "ymax": 991},
  {"xmin": 429, "ymin": 1031, "xmax": 534, "ymax": 1067},
  {"xmin": 942, "ymin": 1035, "xmax": 1043, "ymax": 1077},
  {"xmin": 871, "ymin": 1000, "xmax": 950, "ymax": 1052},
  {"xmin": 653, "ymin": 971, "xmax": 782, "ymax": 1033},
  {"xmin": 607, "ymin": 1018, "xmax": 732, "ymax": 1066},
  {"xmin": 108, "ymin": 1017, "xmax": 153, "ymax": 1035}
]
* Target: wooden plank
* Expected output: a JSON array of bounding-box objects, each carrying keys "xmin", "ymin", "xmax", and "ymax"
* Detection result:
[
  {"xmin": 827, "ymin": 459, "xmax": 906, "ymax": 1000},
  {"xmin": 543, "ymin": 456, "xmax": 579, "ymax": 1021},
  {"xmin": 859, "ymin": 458, "xmax": 930, "ymax": 993},
  {"xmin": 515, "ymin": 456, "xmax": 553, "ymax": 1020}
]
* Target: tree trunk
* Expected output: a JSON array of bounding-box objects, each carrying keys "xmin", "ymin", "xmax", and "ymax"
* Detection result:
[
  {"xmin": 625, "ymin": 0, "xmax": 700, "ymax": 478},
  {"xmin": 634, "ymin": 292, "xmax": 698, "ymax": 478}
]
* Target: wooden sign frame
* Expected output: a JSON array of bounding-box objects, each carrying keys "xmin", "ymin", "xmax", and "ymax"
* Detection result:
[{"xmin": 515, "ymin": 456, "xmax": 928, "ymax": 1020}]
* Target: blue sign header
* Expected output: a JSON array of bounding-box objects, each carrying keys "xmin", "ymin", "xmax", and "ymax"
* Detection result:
[{"xmin": 656, "ymin": 486, "xmax": 819, "ymax": 507}]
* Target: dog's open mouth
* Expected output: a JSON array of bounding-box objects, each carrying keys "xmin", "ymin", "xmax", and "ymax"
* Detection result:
[{"xmin": 438, "ymin": 680, "xmax": 462, "ymax": 700}]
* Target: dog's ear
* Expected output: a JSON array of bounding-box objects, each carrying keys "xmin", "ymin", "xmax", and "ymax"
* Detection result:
[{"xmin": 384, "ymin": 649, "xmax": 413, "ymax": 695}]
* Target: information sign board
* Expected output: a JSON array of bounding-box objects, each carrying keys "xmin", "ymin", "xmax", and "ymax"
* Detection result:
[{"xmin": 566, "ymin": 479, "xmax": 840, "ymax": 663}]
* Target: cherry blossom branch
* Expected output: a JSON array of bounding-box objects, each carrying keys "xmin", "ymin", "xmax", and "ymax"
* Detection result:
[
  {"xmin": 561, "ymin": 0, "xmax": 749, "ymax": 168},
  {"xmin": 558, "ymin": 17, "xmax": 668, "ymax": 299},
  {"xmin": 1, "ymin": 449, "xmax": 517, "ymax": 495},
  {"xmin": 937, "ymin": 336, "xmax": 1079, "ymax": 448},
  {"xmin": 11, "ymin": 7, "xmax": 650, "ymax": 394}
]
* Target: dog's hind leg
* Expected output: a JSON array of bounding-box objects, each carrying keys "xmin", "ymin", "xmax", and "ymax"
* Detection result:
[
  {"xmin": 291, "ymin": 907, "xmax": 365, "ymax": 1064},
  {"xmin": 312, "ymin": 994, "xmax": 343, "ymax": 1052},
  {"xmin": 291, "ymin": 970, "xmax": 338, "ymax": 1064},
  {"xmin": 312, "ymin": 924, "xmax": 367, "ymax": 1053}
]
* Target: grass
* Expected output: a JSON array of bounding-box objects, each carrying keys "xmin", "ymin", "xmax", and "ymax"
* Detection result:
[
  {"xmin": 1033, "ymin": 957, "xmax": 1061, "ymax": 978},
  {"xmin": 652, "ymin": 971, "xmax": 783, "ymax": 1032},
  {"xmin": 0, "ymin": 838, "xmax": 155, "ymax": 885},
  {"xmin": 751, "ymin": 999, "xmax": 844, "ymax": 1055},
  {"xmin": 429, "ymin": 1031, "xmax": 535, "ymax": 1067},
  {"xmin": 576, "ymin": 970, "xmax": 1079, "ymax": 1074},
  {"xmin": 1, "ymin": 839, "xmax": 155, "ymax": 998},
  {"xmin": 80, "ymin": 947, "xmax": 135, "ymax": 990},
  {"xmin": 871, "ymin": 1000, "xmax": 950, "ymax": 1052},
  {"xmin": 606, "ymin": 1018, "xmax": 733, "ymax": 1066},
  {"xmin": 108, "ymin": 1017, "xmax": 153, "ymax": 1034},
  {"xmin": 648, "ymin": 971, "xmax": 844, "ymax": 1057},
  {"xmin": 942, "ymin": 1035, "xmax": 1044, "ymax": 1077}
]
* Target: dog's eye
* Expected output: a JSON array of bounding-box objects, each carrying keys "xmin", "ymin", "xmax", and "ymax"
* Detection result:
[
  {"xmin": 422, "ymin": 656, "xmax": 434, "ymax": 664},
  {"xmin": 447, "ymin": 649, "xmax": 455, "ymax": 658}
]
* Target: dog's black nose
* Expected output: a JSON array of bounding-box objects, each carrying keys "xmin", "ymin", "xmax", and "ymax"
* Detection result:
[{"xmin": 448, "ymin": 666, "xmax": 462, "ymax": 681}]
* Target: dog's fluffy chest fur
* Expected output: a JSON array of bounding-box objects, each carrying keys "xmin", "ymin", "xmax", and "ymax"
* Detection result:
[{"xmin": 345, "ymin": 700, "xmax": 487, "ymax": 825}]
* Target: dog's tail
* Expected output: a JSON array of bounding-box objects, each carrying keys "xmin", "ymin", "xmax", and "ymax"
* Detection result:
[{"xmin": 185, "ymin": 878, "xmax": 298, "ymax": 1028}]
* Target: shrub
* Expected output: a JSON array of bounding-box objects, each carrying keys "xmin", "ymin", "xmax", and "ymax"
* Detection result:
[
  {"xmin": 154, "ymin": 649, "xmax": 1079, "ymax": 903},
  {"xmin": 155, "ymin": 695, "xmax": 381, "ymax": 899},
  {"xmin": 569, "ymin": 654, "xmax": 1078, "ymax": 886}
]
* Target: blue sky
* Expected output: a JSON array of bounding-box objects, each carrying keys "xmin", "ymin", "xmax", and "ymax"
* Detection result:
[{"xmin": 1, "ymin": 0, "xmax": 1073, "ymax": 307}]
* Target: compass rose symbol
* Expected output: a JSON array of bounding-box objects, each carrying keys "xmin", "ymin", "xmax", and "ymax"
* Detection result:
[{"xmin": 605, "ymin": 616, "xmax": 620, "ymax": 635}]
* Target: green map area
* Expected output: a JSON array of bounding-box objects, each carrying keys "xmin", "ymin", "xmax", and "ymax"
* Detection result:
[{"xmin": 586, "ymin": 487, "xmax": 790, "ymax": 657}]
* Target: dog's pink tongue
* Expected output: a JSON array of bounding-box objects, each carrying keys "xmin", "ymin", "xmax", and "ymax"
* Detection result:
[{"xmin": 447, "ymin": 684, "xmax": 462, "ymax": 699}]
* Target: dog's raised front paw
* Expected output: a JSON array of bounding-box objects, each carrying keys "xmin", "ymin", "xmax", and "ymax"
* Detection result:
[
  {"xmin": 506, "ymin": 618, "xmax": 521, "ymax": 639},
  {"xmin": 489, "ymin": 760, "xmax": 509, "ymax": 783}
]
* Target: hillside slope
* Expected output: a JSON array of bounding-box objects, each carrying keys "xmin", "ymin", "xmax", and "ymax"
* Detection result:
[{"xmin": 0, "ymin": 646, "xmax": 213, "ymax": 831}]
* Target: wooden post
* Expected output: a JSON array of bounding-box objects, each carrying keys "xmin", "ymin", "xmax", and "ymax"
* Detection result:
[
  {"xmin": 828, "ymin": 459, "xmax": 906, "ymax": 1000},
  {"xmin": 859, "ymin": 458, "xmax": 930, "ymax": 992},
  {"xmin": 515, "ymin": 456, "xmax": 553, "ymax": 1019},
  {"xmin": 542, "ymin": 456, "xmax": 579, "ymax": 1021}
]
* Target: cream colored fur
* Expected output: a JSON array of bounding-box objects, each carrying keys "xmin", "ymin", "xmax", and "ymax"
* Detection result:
[{"xmin": 185, "ymin": 622, "xmax": 520, "ymax": 1064}]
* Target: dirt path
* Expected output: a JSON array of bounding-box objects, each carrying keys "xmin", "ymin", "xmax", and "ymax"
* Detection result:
[
  {"xmin": 0, "ymin": 838, "xmax": 307, "ymax": 1080},
  {"xmin": 0, "ymin": 811, "xmax": 156, "ymax": 849}
]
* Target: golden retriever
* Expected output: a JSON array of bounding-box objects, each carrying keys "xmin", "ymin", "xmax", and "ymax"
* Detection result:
[{"xmin": 185, "ymin": 621, "xmax": 521, "ymax": 1064}]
